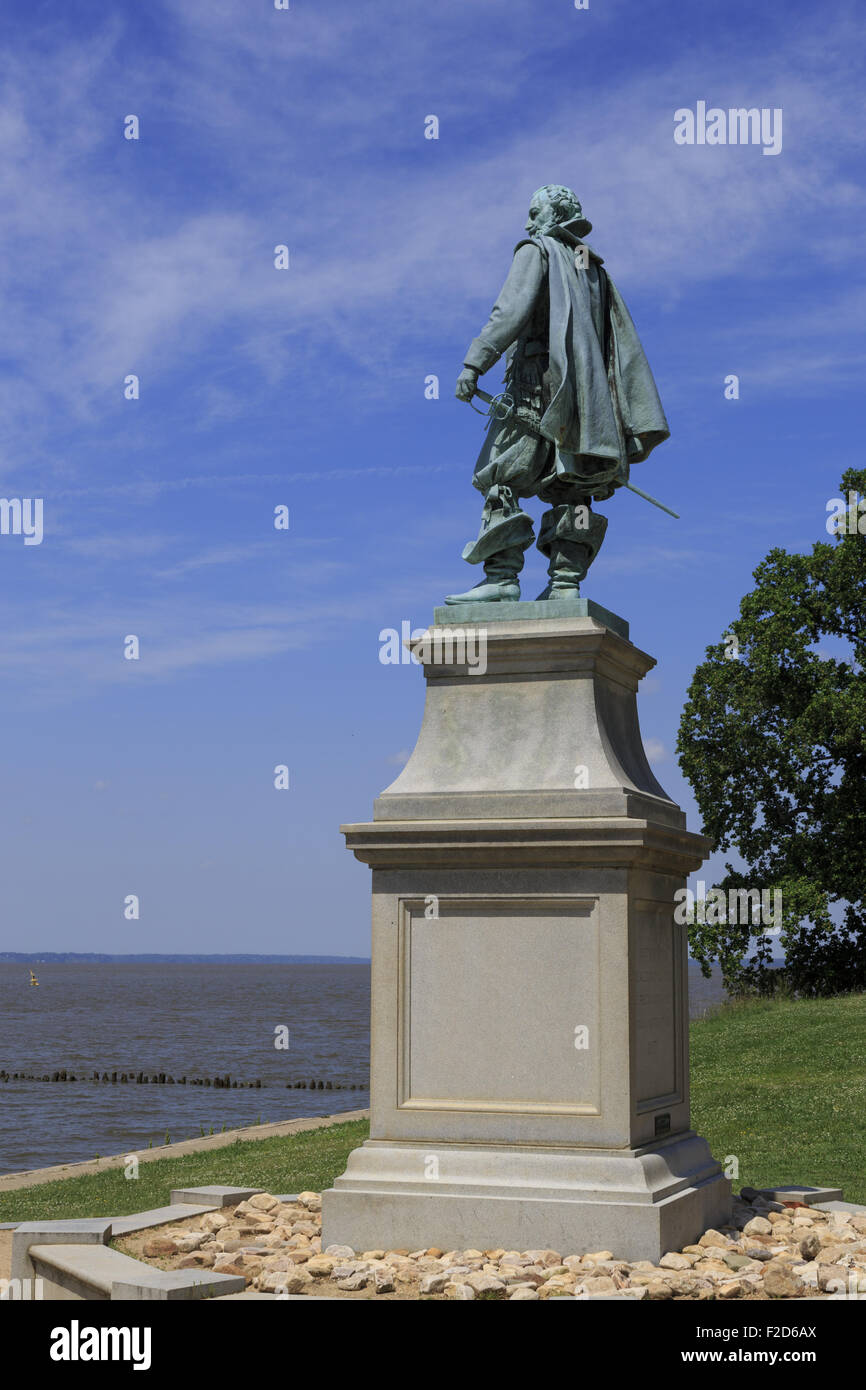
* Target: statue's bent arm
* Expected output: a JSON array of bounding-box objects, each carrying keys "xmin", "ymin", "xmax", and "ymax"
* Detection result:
[{"xmin": 463, "ymin": 242, "xmax": 546, "ymax": 377}]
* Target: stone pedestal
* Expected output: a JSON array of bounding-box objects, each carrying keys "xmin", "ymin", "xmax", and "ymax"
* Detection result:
[{"xmin": 322, "ymin": 607, "xmax": 730, "ymax": 1262}]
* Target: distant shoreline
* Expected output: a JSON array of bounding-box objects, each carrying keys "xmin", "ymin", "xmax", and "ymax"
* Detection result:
[{"xmin": 0, "ymin": 953, "xmax": 370, "ymax": 964}]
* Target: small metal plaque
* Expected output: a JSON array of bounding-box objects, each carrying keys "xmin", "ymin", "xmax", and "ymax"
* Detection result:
[{"xmin": 654, "ymin": 1112, "xmax": 671, "ymax": 1136}]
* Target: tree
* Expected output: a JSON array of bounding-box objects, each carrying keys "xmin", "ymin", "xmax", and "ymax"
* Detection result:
[{"xmin": 676, "ymin": 467, "xmax": 866, "ymax": 997}]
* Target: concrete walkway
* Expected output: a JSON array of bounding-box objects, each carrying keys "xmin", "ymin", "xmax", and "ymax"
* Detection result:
[{"xmin": 0, "ymin": 1107, "xmax": 369, "ymax": 1194}]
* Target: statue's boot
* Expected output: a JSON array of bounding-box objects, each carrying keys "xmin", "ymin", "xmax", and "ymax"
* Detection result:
[
  {"xmin": 445, "ymin": 483, "xmax": 534, "ymax": 605},
  {"xmin": 444, "ymin": 545, "xmax": 524, "ymax": 604},
  {"xmin": 535, "ymin": 540, "xmax": 593, "ymax": 599},
  {"xmin": 535, "ymin": 502, "xmax": 608, "ymax": 600}
]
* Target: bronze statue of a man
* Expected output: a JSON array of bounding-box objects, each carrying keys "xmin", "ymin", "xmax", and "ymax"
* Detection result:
[{"xmin": 446, "ymin": 184, "xmax": 670, "ymax": 604}]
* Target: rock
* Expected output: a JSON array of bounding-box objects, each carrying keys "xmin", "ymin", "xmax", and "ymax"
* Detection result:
[
  {"xmin": 797, "ymin": 1261, "xmax": 819, "ymax": 1287},
  {"xmin": 361, "ymin": 1249, "xmax": 386, "ymax": 1260},
  {"xmin": 743, "ymin": 1216, "xmax": 773, "ymax": 1237},
  {"xmin": 723, "ymin": 1252, "xmax": 755, "ymax": 1271},
  {"xmin": 763, "ymin": 1261, "xmax": 805, "ymax": 1298},
  {"xmin": 743, "ymin": 1246, "xmax": 773, "ymax": 1262},
  {"xmin": 234, "ymin": 1205, "xmax": 272, "ymax": 1226},
  {"xmin": 336, "ymin": 1271, "xmax": 370, "ymax": 1291},
  {"xmin": 510, "ymin": 1266, "xmax": 547, "ymax": 1287},
  {"xmin": 446, "ymin": 1282, "xmax": 476, "ymax": 1299},
  {"xmin": 297, "ymin": 1192, "xmax": 322, "ymax": 1211},
  {"xmin": 580, "ymin": 1250, "xmax": 614, "ymax": 1263},
  {"xmin": 659, "ymin": 1252, "xmax": 692, "ymax": 1270},
  {"xmin": 174, "ymin": 1233, "xmax": 208, "ymax": 1254},
  {"xmin": 718, "ymin": 1280, "xmax": 747, "ymax": 1299},
  {"xmin": 178, "ymin": 1252, "xmax": 215, "ymax": 1268},
  {"xmin": 420, "ymin": 1272, "xmax": 451, "ymax": 1294},
  {"xmin": 816, "ymin": 1245, "xmax": 851, "ymax": 1265},
  {"xmin": 325, "ymin": 1244, "xmax": 355, "ymax": 1259},
  {"xmin": 248, "ymin": 1192, "xmax": 281, "ymax": 1213},
  {"xmin": 465, "ymin": 1273, "xmax": 507, "ymax": 1299},
  {"xmin": 540, "ymin": 1275, "xmax": 577, "ymax": 1294},
  {"xmin": 259, "ymin": 1272, "xmax": 292, "ymax": 1294},
  {"xmin": 693, "ymin": 1259, "xmax": 734, "ymax": 1276},
  {"xmin": 644, "ymin": 1280, "xmax": 673, "ymax": 1300},
  {"xmin": 143, "ymin": 1237, "xmax": 178, "ymax": 1257},
  {"xmin": 213, "ymin": 1261, "xmax": 246, "ymax": 1278},
  {"xmin": 799, "ymin": 1234, "xmax": 821, "ymax": 1261},
  {"xmin": 214, "ymin": 1252, "xmax": 245, "ymax": 1271},
  {"xmin": 509, "ymin": 1286, "xmax": 539, "ymax": 1300},
  {"xmin": 663, "ymin": 1274, "xmax": 706, "ymax": 1297},
  {"xmin": 580, "ymin": 1275, "xmax": 617, "ymax": 1295},
  {"xmin": 820, "ymin": 1227, "xmax": 856, "ymax": 1246},
  {"xmin": 201, "ymin": 1212, "xmax": 229, "ymax": 1234},
  {"xmin": 282, "ymin": 1269, "xmax": 314, "ymax": 1294},
  {"xmin": 306, "ymin": 1257, "xmax": 335, "ymax": 1278},
  {"xmin": 699, "ymin": 1229, "xmax": 731, "ymax": 1249}
]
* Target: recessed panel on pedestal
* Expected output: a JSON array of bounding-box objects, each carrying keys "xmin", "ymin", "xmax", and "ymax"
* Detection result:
[{"xmin": 397, "ymin": 896, "xmax": 600, "ymax": 1116}]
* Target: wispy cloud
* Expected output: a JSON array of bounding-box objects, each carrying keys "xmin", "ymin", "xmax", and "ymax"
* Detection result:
[{"xmin": 1, "ymin": 1, "xmax": 863, "ymax": 475}]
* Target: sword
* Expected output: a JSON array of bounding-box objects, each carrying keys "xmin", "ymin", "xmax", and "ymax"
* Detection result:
[{"xmin": 468, "ymin": 386, "xmax": 680, "ymax": 520}]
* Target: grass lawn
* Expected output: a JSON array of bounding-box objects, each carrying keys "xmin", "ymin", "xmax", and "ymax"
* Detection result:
[
  {"xmin": 690, "ymin": 992, "xmax": 866, "ymax": 1206},
  {"xmin": 0, "ymin": 1118, "xmax": 369, "ymax": 1224},
  {"xmin": 2, "ymin": 993, "xmax": 864, "ymax": 1222}
]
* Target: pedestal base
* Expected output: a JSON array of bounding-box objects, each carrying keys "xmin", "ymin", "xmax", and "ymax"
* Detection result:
[
  {"xmin": 322, "ymin": 1132, "xmax": 731, "ymax": 1264},
  {"xmin": 326, "ymin": 613, "xmax": 731, "ymax": 1265}
]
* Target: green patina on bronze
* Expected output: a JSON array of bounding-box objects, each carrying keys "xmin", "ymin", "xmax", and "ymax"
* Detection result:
[{"xmin": 446, "ymin": 184, "xmax": 672, "ymax": 607}]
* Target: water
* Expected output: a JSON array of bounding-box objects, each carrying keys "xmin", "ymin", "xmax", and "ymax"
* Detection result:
[
  {"xmin": 0, "ymin": 962, "xmax": 370, "ymax": 1174},
  {"xmin": 688, "ymin": 961, "xmax": 729, "ymax": 1018},
  {"xmin": 0, "ymin": 959, "xmax": 727, "ymax": 1175}
]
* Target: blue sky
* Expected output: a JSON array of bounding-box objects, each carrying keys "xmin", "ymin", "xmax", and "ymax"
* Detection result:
[{"xmin": 1, "ymin": 0, "xmax": 863, "ymax": 955}]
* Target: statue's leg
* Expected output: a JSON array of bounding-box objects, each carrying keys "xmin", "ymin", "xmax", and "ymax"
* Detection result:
[
  {"xmin": 445, "ymin": 401, "xmax": 551, "ymax": 605},
  {"xmin": 444, "ymin": 483, "xmax": 534, "ymax": 604},
  {"xmin": 535, "ymin": 500, "xmax": 608, "ymax": 600}
]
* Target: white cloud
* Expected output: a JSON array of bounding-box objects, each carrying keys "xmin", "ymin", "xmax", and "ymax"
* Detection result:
[
  {"xmin": 644, "ymin": 737, "xmax": 668, "ymax": 765},
  {"xmin": 0, "ymin": 1, "xmax": 863, "ymax": 474}
]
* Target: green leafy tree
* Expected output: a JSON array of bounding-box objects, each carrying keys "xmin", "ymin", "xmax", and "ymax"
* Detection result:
[{"xmin": 677, "ymin": 467, "xmax": 866, "ymax": 996}]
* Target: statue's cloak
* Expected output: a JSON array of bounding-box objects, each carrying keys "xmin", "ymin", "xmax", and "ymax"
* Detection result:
[{"xmin": 528, "ymin": 232, "xmax": 669, "ymax": 483}]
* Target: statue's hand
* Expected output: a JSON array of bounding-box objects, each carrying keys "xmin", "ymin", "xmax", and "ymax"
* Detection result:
[{"xmin": 455, "ymin": 367, "xmax": 479, "ymax": 403}]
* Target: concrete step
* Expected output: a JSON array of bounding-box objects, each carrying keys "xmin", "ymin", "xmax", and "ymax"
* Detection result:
[{"xmin": 28, "ymin": 1242, "xmax": 245, "ymax": 1300}]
